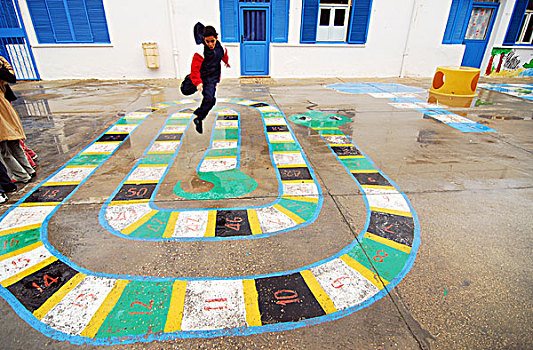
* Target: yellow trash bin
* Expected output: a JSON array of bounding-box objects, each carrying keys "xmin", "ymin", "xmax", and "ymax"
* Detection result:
[{"xmin": 429, "ymin": 66, "xmax": 480, "ymax": 98}]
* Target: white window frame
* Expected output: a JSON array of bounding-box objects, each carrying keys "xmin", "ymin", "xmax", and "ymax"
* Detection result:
[
  {"xmin": 517, "ymin": 10, "xmax": 533, "ymax": 44},
  {"xmin": 317, "ymin": 1, "xmax": 351, "ymax": 42}
]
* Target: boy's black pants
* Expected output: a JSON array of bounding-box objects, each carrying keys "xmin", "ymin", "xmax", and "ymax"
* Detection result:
[{"xmin": 180, "ymin": 75, "xmax": 217, "ymax": 121}]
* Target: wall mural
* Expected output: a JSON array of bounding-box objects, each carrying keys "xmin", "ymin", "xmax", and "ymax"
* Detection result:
[
  {"xmin": 484, "ymin": 47, "xmax": 533, "ymax": 77},
  {"xmin": 0, "ymin": 98, "xmax": 420, "ymax": 345}
]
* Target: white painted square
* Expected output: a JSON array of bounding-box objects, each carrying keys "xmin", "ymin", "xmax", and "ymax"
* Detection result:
[
  {"xmin": 148, "ymin": 141, "xmax": 180, "ymax": 153},
  {"xmin": 368, "ymin": 93, "xmax": 395, "ymax": 98},
  {"xmin": 310, "ymin": 258, "xmax": 379, "ymax": 310},
  {"xmin": 105, "ymin": 203, "xmax": 152, "ymax": 231},
  {"xmin": 212, "ymin": 141, "xmax": 238, "ymax": 149},
  {"xmin": 258, "ymin": 105, "xmax": 280, "ymax": 113},
  {"xmin": 426, "ymin": 114, "xmax": 473, "ymax": 124},
  {"xmin": 173, "ymin": 211, "xmax": 209, "ymax": 237},
  {"xmin": 324, "ymin": 135, "xmax": 351, "ymax": 145},
  {"xmin": 162, "ymin": 126, "xmax": 186, "ymax": 133},
  {"xmin": 0, "ymin": 245, "xmax": 52, "ymax": 282},
  {"xmin": 171, "ymin": 112, "xmax": 194, "ymax": 119},
  {"xmin": 176, "ymin": 98, "xmax": 197, "ymax": 104},
  {"xmin": 47, "ymin": 167, "xmax": 95, "ymax": 183},
  {"xmin": 107, "ymin": 125, "xmax": 137, "ymax": 134},
  {"xmin": 264, "ymin": 118, "xmax": 287, "ymax": 126},
  {"xmin": 256, "ymin": 206, "xmax": 297, "ymax": 233},
  {"xmin": 364, "ymin": 188, "xmax": 411, "ymax": 213},
  {"xmin": 416, "ymin": 102, "xmax": 440, "ymax": 109},
  {"xmin": 199, "ymin": 158, "xmax": 237, "ymax": 172},
  {"xmin": 181, "ymin": 280, "xmax": 247, "ymax": 331},
  {"xmin": 267, "ymin": 132, "xmax": 294, "ymax": 143},
  {"xmin": 41, "ymin": 276, "xmax": 118, "ymax": 335},
  {"xmin": 127, "ymin": 166, "xmax": 166, "ymax": 182},
  {"xmin": 0, "ymin": 206, "xmax": 55, "ymax": 231},
  {"xmin": 283, "ymin": 183, "xmax": 319, "ymax": 197},
  {"xmin": 124, "ymin": 112, "xmax": 149, "ymax": 119},
  {"xmin": 389, "ymin": 103, "xmax": 420, "ymax": 109},
  {"xmin": 237, "ymin": 99, "xmax": 258, "ymax": 106},
  {"xmin": 273, "ymin": 152, "xmax": 306, "ymax": 166},
  {"xmin": 82, "ymin": 142, "xmax": 121, "ymax": 154},
  {"xmin": 215, "ymin": 120, "xmax": 238, "ymax": 128}
]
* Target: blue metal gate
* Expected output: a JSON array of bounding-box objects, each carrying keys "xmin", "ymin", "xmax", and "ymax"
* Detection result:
[{"xmin": 0, "ymin": 0, "xmax": 39, "ymax": 80}]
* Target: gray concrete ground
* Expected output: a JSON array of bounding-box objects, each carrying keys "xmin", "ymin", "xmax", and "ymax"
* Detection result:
[{"xmin": 0, "ymin": 76, "xmax": 531, "ymax": 349}]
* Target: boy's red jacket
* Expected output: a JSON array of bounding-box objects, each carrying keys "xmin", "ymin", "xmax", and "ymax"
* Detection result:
[{"xmin": 190, "ymin": 43, "xmax": 229, "ymax": 86}]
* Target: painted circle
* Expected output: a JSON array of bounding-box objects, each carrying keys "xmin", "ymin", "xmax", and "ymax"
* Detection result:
[
  {"xmin": 470, "ymin": 73, "xmax": 480, "ymax": 93},
  {"xmin": 432, "ymin": 71, "xmax": 445, "ymax": 90}
]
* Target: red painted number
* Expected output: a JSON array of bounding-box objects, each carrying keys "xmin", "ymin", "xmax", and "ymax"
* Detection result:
[
  {"xmin": 331, "ymin": 276, "xmax": 351, "ymax": 289},
  {"xmin": 373, "ymin": 250, "xmax": 388, "ymax": 263},
  {"xmin": 274, "ymin": 289, "xmax": 299, "ymax": 306},
  {"xmin": 129, "ymin": 299, "xmax": 154, "ymax": 315},
  {"xmin": 42, "ymin": 189, "xmax": 60, "ymax": 198},
  {"xmin": 44, "ymin": 274, "xmax": 59, "ymax": 287},
  {"xmin": 3, "ymin": 237, "xmax": 19, "ymax": 250},
  {"xmin": 126, "ymin": 187, "xmax": 148, "ymax": 197},
  {"xmin": 204, "ymin": 298, "xmax": 228, "ymax": 311},
  {"xmin": 71, "ymin": 293, "xmax": 97, "ymax": 308},
  {"xmin": 225, "ymin": 217, "xmax": 243, "ymax": 231},
  {"xmin": 147, "ymin": 218, "xmax": 165, "ymax": 232}
]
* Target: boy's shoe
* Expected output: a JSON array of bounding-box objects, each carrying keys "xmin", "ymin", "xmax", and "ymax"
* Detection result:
[
  {"xmin": 193, "ymin": 118, "xmax": 203, "ymax": 134},
  {"xmin": 0, "ymin": 192, "xmax": 8, "ymax": 204},
  {"xmin": 4, "ymin": 183, "xmax": 17, "ymax": 193}
]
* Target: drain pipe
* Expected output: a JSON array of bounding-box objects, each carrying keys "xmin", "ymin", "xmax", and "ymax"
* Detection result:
[
  {"xmin": 167, "ymin": 0, "xmax": 181, "ymax": 79},
  {"xmin": 400, "ymin": 0, "xmax": 420, "ymax": 78}
]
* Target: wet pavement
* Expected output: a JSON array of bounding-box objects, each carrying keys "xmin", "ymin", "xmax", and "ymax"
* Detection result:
[{"xmin": 0, "ymin": 76, "xmax": 531, "ymax": 349}]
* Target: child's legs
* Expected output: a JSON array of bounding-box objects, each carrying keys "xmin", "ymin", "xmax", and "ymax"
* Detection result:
[
  {"xmin": 180, "ymin": 75, "xmax": 197, "ymax": 96},
  {"xmin": 0, "ymin": 141, "xmax": 31, "ymax": 181},
  {"xmin": 194, "ymin": 82, "xmax": 217, "ymax": 121}
]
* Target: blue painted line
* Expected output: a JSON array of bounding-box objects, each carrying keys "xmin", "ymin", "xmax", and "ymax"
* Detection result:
[{"xmin": 446, "ymin": 122, "xmax": 497, "ymax": 133}]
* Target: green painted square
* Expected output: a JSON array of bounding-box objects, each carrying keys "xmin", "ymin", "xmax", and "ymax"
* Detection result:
[
  {"xmin": 206, "ymin": 148, "xmax": 238, "ymax": 158},
  {"xmin": 117, "ymin": 119, "xmax": 142, "ymax": 125},
  {"xmin": 278, "ymin": 198, "xmax": 318, "ymax": 221},
  {"xmin": 0, "ymin": 228, "xmax": 40, "ymax": 256},
  {"xmin": 262, "ymin": 112, "xmax": 283, "ymax": 118},
  {"xmin": 317, "ymin": 128, "xmax": 344, "ymax": 135},
  {"xmin": 167, "ymin": 119, "xmax": 189, "ymax": 126},
  {"xmin": 69, "ymin": 154, "xmax": 109, "ymax": 166},
  {"xmin": 341, "ymin": 158, "xmax": 375, "ymax": 171},
  {"xmin": 95, "ymin": 281, "xmax": 173, "ymax": 338},
  {"xmin": 213, "ymin": 129, "xmax": 238, "ymax": 140},
  {"xmin": 271, "ymin": 143, "xmax": 301, "ymax": 152},
  {"xmin": 347, "ymin": 238, "xmax": 408, "ymax": 282},
  {"xmin": 139, "ymin": 154, "xmax": 174, "ymax": 165},
  {"xmin": 130, "ymin": 212, "xmax": 172, "ymax": 238}
]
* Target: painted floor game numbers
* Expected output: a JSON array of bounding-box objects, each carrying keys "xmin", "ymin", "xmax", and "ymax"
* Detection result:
[
  {"xmin": 0, "ymin": 100, "xmax": 419, "ymax": 345},
  {"xmin": 101, "ymin": 99, "xmax": 323, "ymax": 240},
  {"xmin": 326, "ymin": 83, "xmax": 497, "ymax": 133},
  {"xmin": 478, "ymin": 83, "xmax": 533, "ymax": 101}
]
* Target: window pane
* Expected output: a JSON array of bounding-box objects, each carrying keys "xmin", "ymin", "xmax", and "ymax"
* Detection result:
[
  {"xmin": 528, "ymin": 0, "xmax": 533, "ymax": 11},
  {"xmin": 319, "ymin": 8, "xmax": 330, "ymax": 26},
  {"xmin": 334, "ymin": 8, "xmax": 345, "ymax": 26},
  {"xmin": 464, "ymin": 7, "xmax": 493, "ymax": 40},
  {"xmin": 524, "ymin": 14, "xmax": 533, "ymax": 43}
]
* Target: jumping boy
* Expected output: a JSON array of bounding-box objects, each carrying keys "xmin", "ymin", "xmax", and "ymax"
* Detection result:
[{"xmin": 181, "ymin": 24, "xmax": 230, "ymax": 134}]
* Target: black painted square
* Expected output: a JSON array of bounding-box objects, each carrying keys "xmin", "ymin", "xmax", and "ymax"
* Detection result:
[
  {"xmin": 97, "ymin": 133, "xmax": 128, "ymax": 142},
  {"xmin": 352, "ymin": 172, "xmax": 391, "ymax": 187},
  {"xmin": 250, "ymin": 102, "xmax": 269, "ymax": 108},
  {"xmin": 7, "ymin": 260, "xmax": 78, "ymax": 312},
  {"xmin": 220, "ymin": 115, "xmax": 238, "ymax": 120},
  {"xmin": 255, "ymin": 273, "xmax": 325, "ymax": 324},
  {"xmin": 368, "ymin": 211, "xmax": 414, "ymax": 247},
  {"xmin": 113, "ymin": 183, "xmax": 157, "ymax": 201},
  {"xmin": 331, "ymin": 146, "xmax": 361, "ymax": 157},
  {"xmin": 24, "ymin": 185, "xmax": 77, "ymax": 203},
  {"xmin": 279, "ymin": 167, "xmax": 312, "ymax": 181},
  {"xmin": 267, "ymin": 125, "xmax": 289, "ymax": 133},
  {"xmin": 215, "ymin": 210, "xmax": 252, "ymax": 237},
  {"xmin": 156, "ymin": 133, "xmax": 182, "ymax": 141}
]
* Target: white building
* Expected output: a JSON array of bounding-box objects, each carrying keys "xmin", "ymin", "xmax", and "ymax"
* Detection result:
[{"xmin": 1, "ymin": 0, "xmax": 532, "ymax": 80}]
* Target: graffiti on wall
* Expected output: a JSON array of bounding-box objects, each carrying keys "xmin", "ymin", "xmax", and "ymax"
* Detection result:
[{"xmin": 484, "ymin": 47, "xmax": 533, "ymax": 77}]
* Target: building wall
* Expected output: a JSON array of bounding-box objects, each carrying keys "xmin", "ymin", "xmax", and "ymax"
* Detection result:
[{"xmin": 16, "ymin": 0, "xmax": 522, "ymax": 80}]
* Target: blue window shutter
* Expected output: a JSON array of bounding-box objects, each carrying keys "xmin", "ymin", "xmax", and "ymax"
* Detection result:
[
  {"xmin": 301, "ymin": 0, "xmax": 318, "ymax": 43},
  {"xmin": 26, "ymin": 0, "xmax": 56, "ymax": 43},
  {"xmin": 450, "ymin": 0, "xmax": 470, "ymax": 44},
  {"xmin": 503, "ymin": 0, "xmax": 528, "ymax": 45},
  {"xmin": 220, "ymin": 0, "xmax": 238, "ymax": 42},
  {"xmin": 443, "ymin": 0, "xmax": 460, "ymax": 44},
  {"xmin": 347, "ymin": 0, "xmax": 372, "ymax": 44},
  {"xmin": 271, "ymin": 0, "xmax": 289, "ymax": 42},
  {"xmin": 85, "ymin": 0, "xmax": 110, "ymax": 43},
  {"xmin": 66, "ymin": 0, "xmax": 93, "ymax": 42},
  {"xmin": 47, "ymin": 0, "xmax": 73, "ymax": 42}
]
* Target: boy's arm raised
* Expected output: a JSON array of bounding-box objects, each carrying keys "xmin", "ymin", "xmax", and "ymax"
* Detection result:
[
  {"xmin": 222, "ymin": 48, "xmax": 230, "ymax": 68},
  {"xmin": 190, "ymin": 53, "xmax": 203, "ymax": 86}
]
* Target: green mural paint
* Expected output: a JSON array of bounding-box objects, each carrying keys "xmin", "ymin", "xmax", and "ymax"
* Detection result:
[
  {"xmin": 139, "ymin": 154, "xmax": 174, "ymax": 165},
  {"xmin": 205, "ymin": 148, "xmax": 238, "ymax": 158},
  {"xmin": 95, "ymin": 281, "xmax": 173, "ymax": 338},
  {"xmin": 129, "ymin": 211, "xmax": 172, "ymax": 238},
  {"xmin": 173, "ymin": 168, "xmax": 257, "ymax": 200},
  {"xmin": 0, "ymin": 228, "xmax": 40, "ymax": 255},
  {"xmin": 69, "ymin": 154, "xmax": 109, "ymax": 166},
  {"xmin": 117, "ymin": 119, "xmax": 142, "ymax": 125},
  {"xmin": 288, "ymin": 110, "xmax": 352, "ymax": 129},
  {"xmin": 278, "ymin": 198, "xmax": 317, "ymax": 221},
  {"xmin": 167, "ymin": 119, "xmax": 189, "ymax": 126},
  {"xmin": 271, "ymin": 143, "xmax": 301, "ymax": 152},
  {"xmin": 340, "ymin": 158, "xmax": 375, "ymax": 171}
]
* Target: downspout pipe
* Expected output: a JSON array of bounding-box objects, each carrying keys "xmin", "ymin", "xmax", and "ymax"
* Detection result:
[
  {"xmin": 400, "ymin": 0, "xmax": 420, "ymax": 78},
  {"xmin": 167, "ymin": 0, "xmax": 181, "ymax": 79}
]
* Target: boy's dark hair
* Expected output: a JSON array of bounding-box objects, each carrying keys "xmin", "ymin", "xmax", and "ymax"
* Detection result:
[{"xmin": 203, "ymin": 26, "xmax": 218, "ymax": 38}]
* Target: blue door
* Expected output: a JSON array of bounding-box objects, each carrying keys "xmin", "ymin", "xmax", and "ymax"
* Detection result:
[
  {"xmin": 240, "ymin": 6, "xmax": 269, "ymax": 76},
  {"xmin": 461, "ymin": 2, "xmax": 499, "ymax": 68},
  {"xmin": 0, "ymin": 0, "xmax": 39, "ymax": 79}
]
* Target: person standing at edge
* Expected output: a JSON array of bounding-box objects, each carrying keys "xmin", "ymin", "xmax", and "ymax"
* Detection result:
[{"xmin": 181, "ymin": 24, "xmax": 230, "ymax": 134}]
